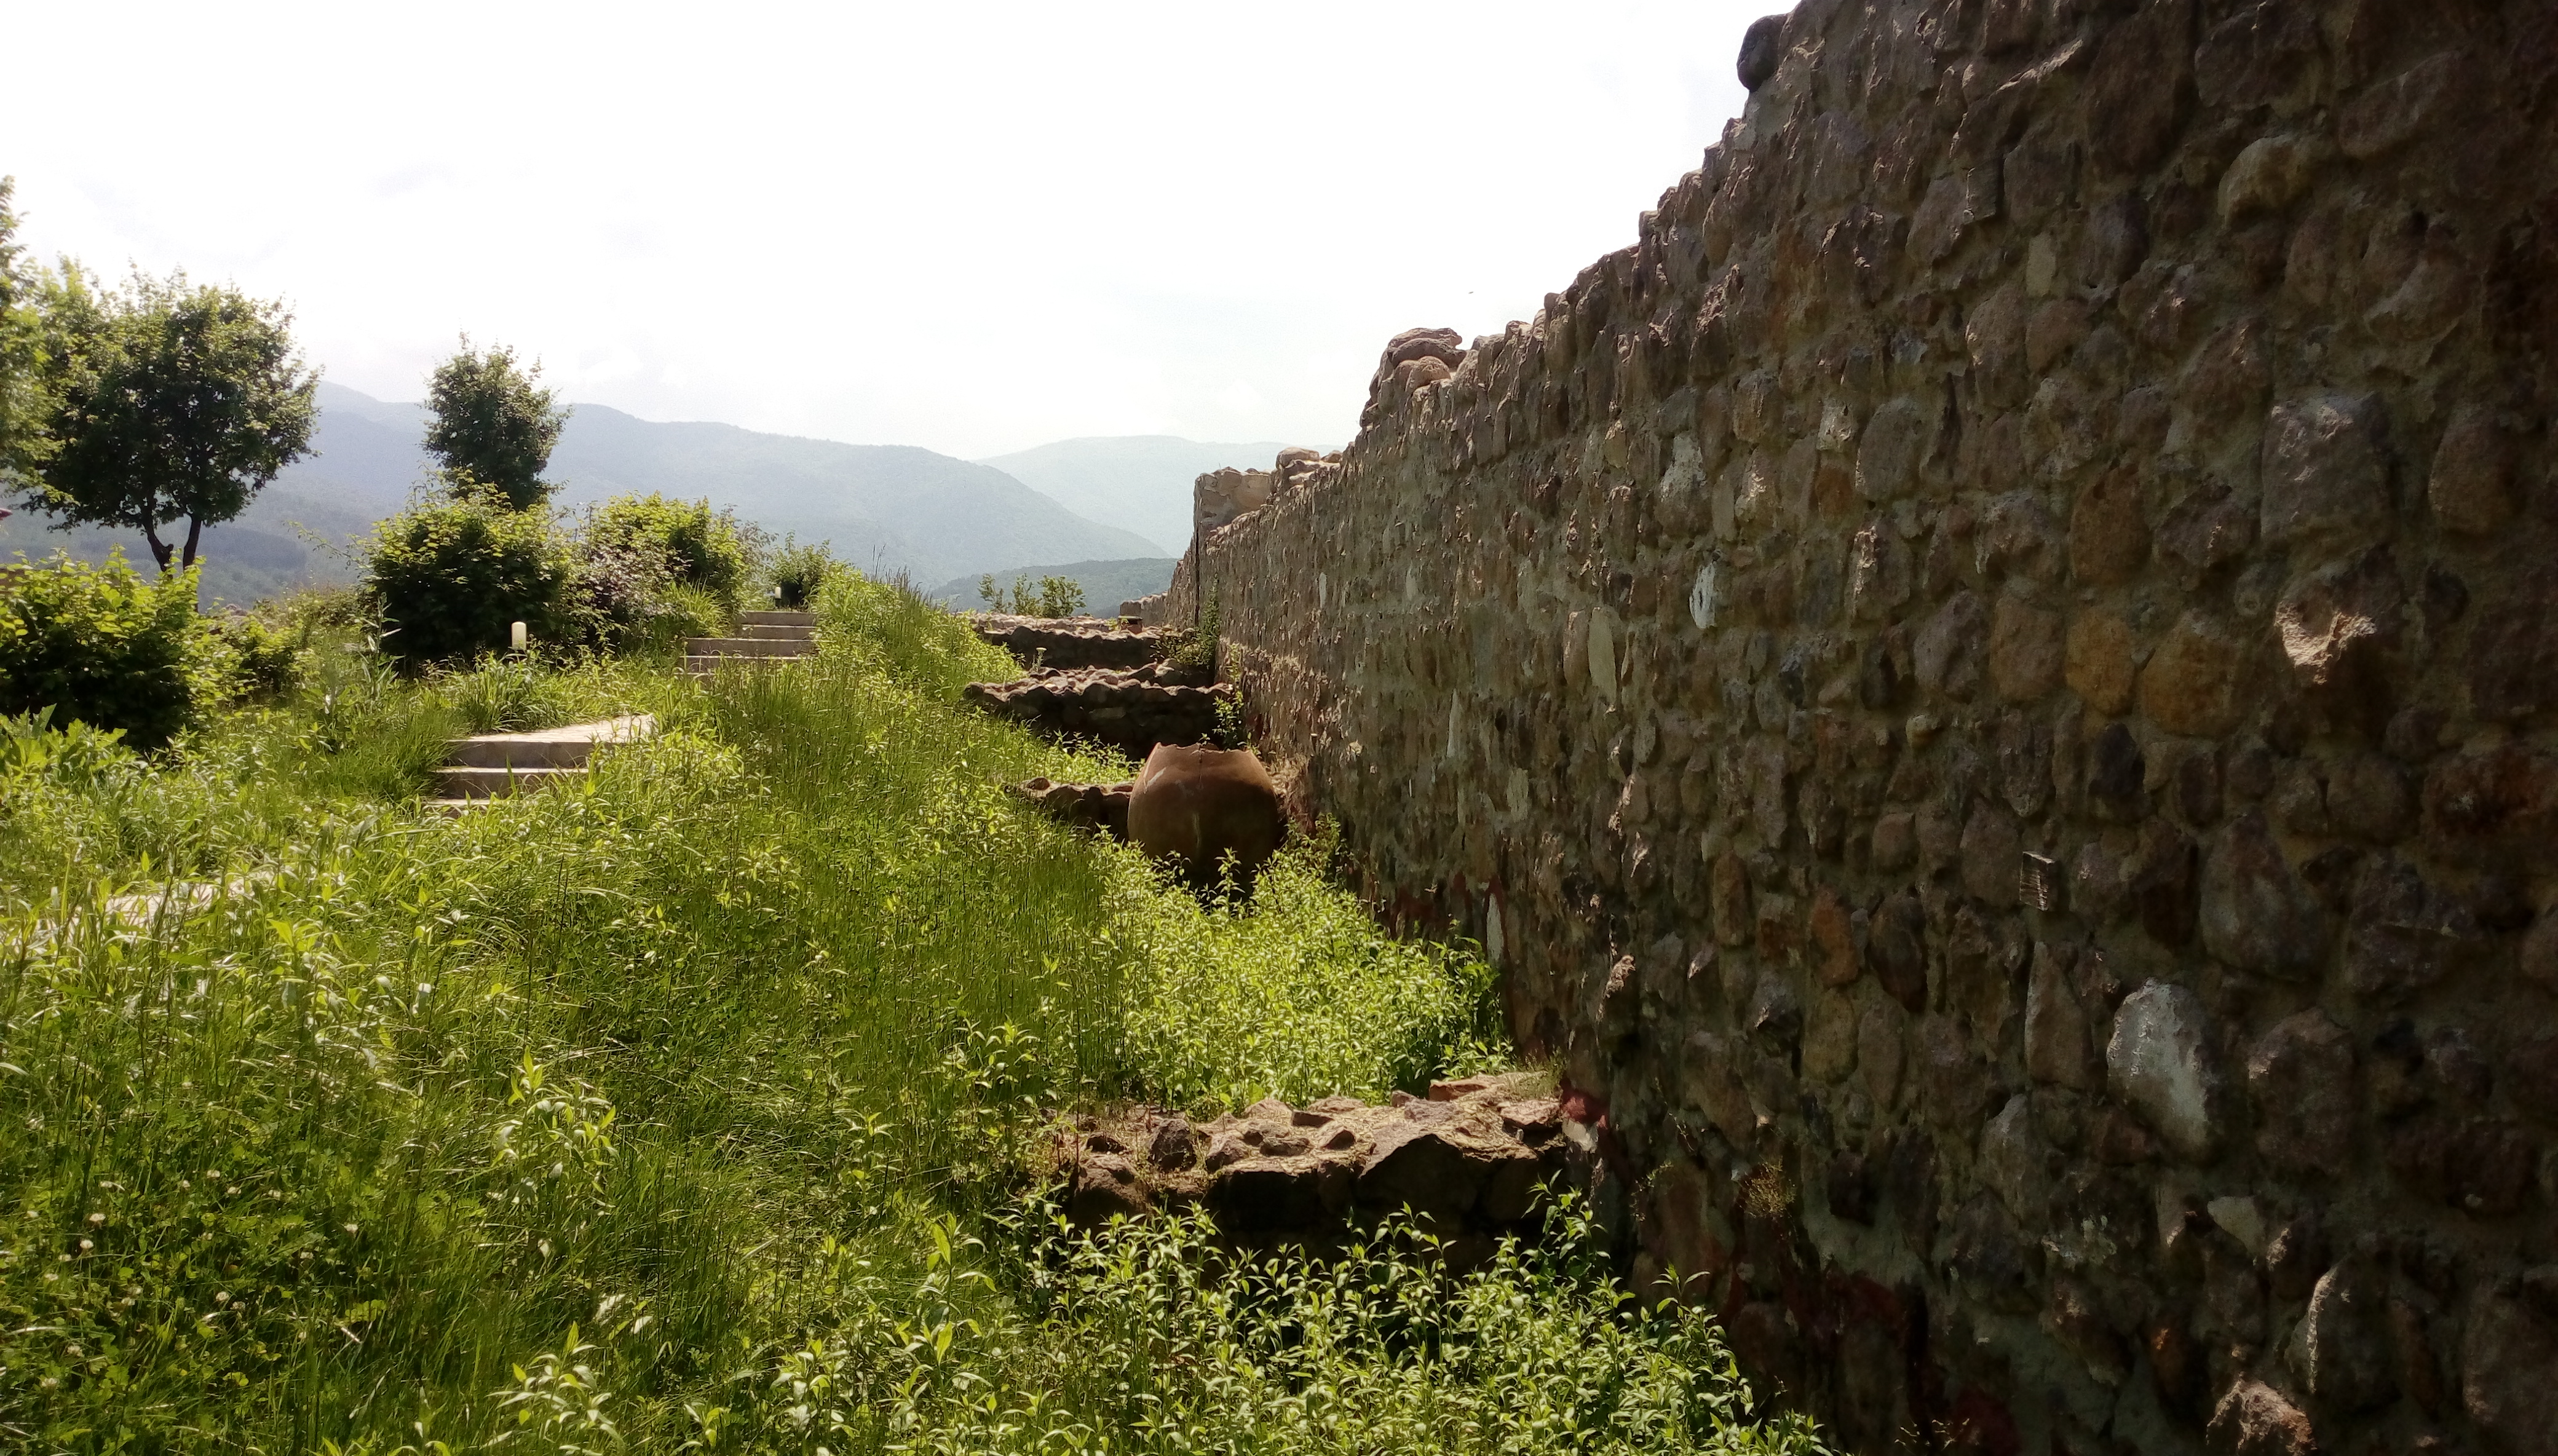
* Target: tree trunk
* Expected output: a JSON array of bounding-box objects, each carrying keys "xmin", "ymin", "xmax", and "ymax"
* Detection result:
[
  {"xmin": 141, "ymin": 521, "xmax": 174, "ymax": 574},
  {"xmin": 181, "ymin": 515, "xmax": 203, "ymax": 571}
]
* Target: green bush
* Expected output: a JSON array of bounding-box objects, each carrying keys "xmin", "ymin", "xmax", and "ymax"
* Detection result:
[
  {"xmin": 582, "ymin": 493, "xmax": 745, "ymax": 602},
  {"xmin": 201, "ymin": 609, "xmax": 301, "ymax": 702},
  {"xmin": 363, "ymin": 498, "xmax": 571, "ymax": 667},
  {"xmin": 0, "ymin": 550, "xmax": 205, "ymax": 747},
  {"xmin": 767, "ymin": 535, "xmax": 834, "ymax": 609},
  {"xmin": 977, "ymin": 571, "xmax": 1087, "ymax": 618}
]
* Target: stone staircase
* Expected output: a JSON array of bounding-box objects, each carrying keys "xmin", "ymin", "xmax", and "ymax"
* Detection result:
[
  {"xmin": 427, "ymin": 714, "xmax": 655, "ymax": 810},
  {"xmin": 684, "ymin": 609, "xmax": 818, "ymax": 676}
]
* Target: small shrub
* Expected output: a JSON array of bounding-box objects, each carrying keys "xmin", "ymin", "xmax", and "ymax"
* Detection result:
[
  {"xmin": 559, "ymin": 529, "xmax": 681, "ymax": 650},
  {"xmin": 976, "ymin": 572, "xmax": 1087, "ymax": 618},
  {"xmin": 201, "ymin": 609, "xmax": 301, "ymax": 702},
  {"xmin": 582, "ymin": 493, "xmax": 745, "ymax": 602},
  {"xmin": 0, "ymin": 550, "xmax": 205, "ymax": 747},
  {"xmin": 1161, "ymin": 588, "xmax": 1219, "ymax": 673},
  {"xmin": 768, "ymin": 536, "xmax": 834, "ymax": 609},
  {"xmin": 363, "ymin": 497, "xmax": 572, "ymax": 667},
  {"xmin": 0, "ymin": 706, "xmax": 137, "ymax": 785}
]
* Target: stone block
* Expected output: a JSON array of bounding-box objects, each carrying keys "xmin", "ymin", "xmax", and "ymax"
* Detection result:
[
  {"xmin": 2338, "ymin": 52, "xmax": 2460, "ymax": 161},
  {"xmin": 2206, "ymin": 1379, "xmax": 2314, "ymax": 1456},
  {"xmin": 2198, "ymin": 811, "xmax": 2327, "ymax": 981},
  {"xmin": 2105, "ymin": 983, "xmax": 2227, "ymax": 1163},
  {"xmin": 1859, "ymin": 1000, "xmax": 1906, "ymax": 1110},
  {"xmin": 1805, "ymin": 987, "xmax": 1859, "ymax": 1084},
  {"xmin": 2260, "ymin": 394, "xmax": 2390, "ymax": 552},
  {"xmin": 2139, "ymin": 612, "xmax": 2247, "ymax": 738},
  {"xmin": 1915, "ymin": 590, "xmax": 1989, "ymax": 702},
  {"xmin": 2344, "ymin": 854, "xmax": 2484, "ymax": 1001},
  {"xmin": 2247, "ymin": 1010, "xmax": 2356, "ymax": 1179},
  {"xmin": 2069, "ymin": 465, "xmax": 2149, "ymax": 584},
  {"xmin": 2428, "ymin": 405, "xmax": 2520, "ymax": 536},
  {"xmin": 2025, "ymin": 948, "xmax": 2094, "ymax": 1091},
  {"xmin": 2465, "ymin": 568, "xmax": 2558, "ymax": 724},
  {"xmin": 1810, "ymin": 885, "xmax": 1857, "ymax": 986},
  {"xmin": 1865, "ymin": 888, "xmax": 1929, "ymax": 1013},
  {"xmin": 2085, "ymin": 0, "xmax": 2196, "ymax": 176},
  {"xmin": 2217, "ymin": 135, "xmax": 2315, "ymax": 224},
  {"xmin": 1960, "ymin": 805, "xmax": 2022, "ymax": 910},
  {"xmin": 1856, "ymin": 397, "xmax": 1935, "ymax": 501},
  {"xmin": 1989, "ymin": 594, "xmax": 2064, "ymax": 702},
  {"xmin": 2462, "ymin": 1278, "xmax": 2558, "ymax": 1456}
]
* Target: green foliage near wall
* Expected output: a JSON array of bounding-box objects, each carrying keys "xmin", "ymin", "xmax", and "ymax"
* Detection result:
[
  {"xmin": 0, "ymin": 551, "xmax": 207, "ymax": 747},
  {"xmin": 977, "ymin": 570, "xmax": 1086, "ymax": 617}
]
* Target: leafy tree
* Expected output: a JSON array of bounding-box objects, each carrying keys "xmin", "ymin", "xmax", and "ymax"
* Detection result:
[
  {"xmin": 17, "ymin": 266, "xmax": 317, "ymax": 572},
  {"xmin": 0, "ymin": 177, "xmax": 47, "ymax": 485},
  {"xmin": 424, "ymin": 339, "xmax": 568, "ymax": 510}
]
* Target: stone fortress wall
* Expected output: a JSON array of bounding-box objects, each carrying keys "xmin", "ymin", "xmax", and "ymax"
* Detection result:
[{"xmin": 1158, "ymin": 2, "xmax": 2558, "ymax": 1453}]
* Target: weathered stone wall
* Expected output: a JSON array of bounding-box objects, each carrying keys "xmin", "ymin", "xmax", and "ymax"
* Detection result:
[{"xmin": 1166, "ymin": 2, "xmax": 2558, "ymax": 1452}]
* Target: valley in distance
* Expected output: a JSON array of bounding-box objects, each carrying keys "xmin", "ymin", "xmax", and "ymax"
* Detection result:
[{"xmin": 0, "ymin": 379, "xmax": 1290, "ymax": 610}]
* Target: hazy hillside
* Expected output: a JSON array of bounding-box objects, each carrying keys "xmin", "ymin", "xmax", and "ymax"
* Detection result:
[
  {"xmin": 925, "ymin": 557, "xmax": 1176, "ymax": 614},
  {"xmin": 544, "ymin": 406, "xmax": 1160, "ymax": 584},
  {"xmin": 4, "ymin": 383, "xmax": 1165, "ymax": 599},
  {"xmin": 975, "ymin": 436, "xmax": 1301, "ymax": 555}
]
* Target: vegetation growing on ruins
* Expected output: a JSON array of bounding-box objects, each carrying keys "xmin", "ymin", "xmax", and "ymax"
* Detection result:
[
  {"xmin": 977, "ymin": 569, "xmax": 1087, "ymax": 619},
  {"xmin": 0, "ymin": 568, "xmax": 1810, "ymax": 1454}
]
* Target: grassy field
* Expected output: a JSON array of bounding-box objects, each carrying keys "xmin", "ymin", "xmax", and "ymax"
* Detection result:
[{"xmin": 0, "ymin": 575, "xmax": 1822, "ymax": 1455}]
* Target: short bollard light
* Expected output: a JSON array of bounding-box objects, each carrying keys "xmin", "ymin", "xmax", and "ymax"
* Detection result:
[{"xmin": 510, "ymin": 620, "xmax": 528, "ymax": 652}]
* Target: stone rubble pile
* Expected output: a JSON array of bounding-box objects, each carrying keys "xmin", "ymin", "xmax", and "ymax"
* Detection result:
[
  {"xmin": 1057, "ymin": 1074, "xmax": 1572, "ymax": 1262},
  {"xmin": 961, "ymin": 662, "xmax": 1228, "ymax": 759},
  {"xmin": 968, "ymin": 613, "xmax": 1163, "ymax": 671},
  {"xmin": 1005, "ymin": 775, "xmax": 1134, "ymax": 839}
]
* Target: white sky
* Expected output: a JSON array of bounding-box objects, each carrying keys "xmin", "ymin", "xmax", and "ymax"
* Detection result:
[{"xmin": 9, "ymin": 1, "xmax": 1764, "ymax": 459}]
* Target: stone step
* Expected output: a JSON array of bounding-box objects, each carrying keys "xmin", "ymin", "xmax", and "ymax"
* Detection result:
[
  {"xmin": 683, "ymin": 654, "xmax": 800, "ymax": 676},
  {"xmin": 445, "ymin": 713, "xmax": 655, "ymax": 769},
  {"xmin": 430, "ymin": 766, "xmax": 586, "ymax": 799},
  {"xmin": 740, "ymin": 609, "xmax": 818, "ymax": 628},
  {"xmin": 741, "ymin": 623, "xmax": 817, "ymax": 641},
  {"xmin": 684, "ymin": 636, "xmax": 815, "ymax": 658}
]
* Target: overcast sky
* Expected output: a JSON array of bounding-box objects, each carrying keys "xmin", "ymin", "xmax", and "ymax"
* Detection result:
[{"xmin": 9, "ymin": 1, "xmax": 1765, "ymax": 459}]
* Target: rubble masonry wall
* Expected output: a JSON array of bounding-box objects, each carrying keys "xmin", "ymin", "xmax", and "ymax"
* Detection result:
[{"xmin": 1163, "ymin": 2, "xmax": 2558, "ymax": 1453}]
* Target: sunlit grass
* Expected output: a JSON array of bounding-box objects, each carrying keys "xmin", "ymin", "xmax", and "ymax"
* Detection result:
[{"xmin": 0, "ymin": 571, "xmax": 1811, "ymax": 1454}]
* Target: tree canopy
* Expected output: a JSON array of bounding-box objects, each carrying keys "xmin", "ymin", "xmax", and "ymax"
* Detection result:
[
  {"xmin": 424, "ymin": 339, "xmax": 568, "ymax": 510},
  {"xmin": 17, "ymin": 266, "xmax": 317, "ymax": 572},
  {"xmin": 0, "ymin": 177, "xmax": 48, "ymax": 486}
]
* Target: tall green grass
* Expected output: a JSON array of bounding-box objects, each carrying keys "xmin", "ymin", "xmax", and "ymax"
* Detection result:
[{"xmin": 0, "ymin": 571, "xmax": 1815, "ymax": 1454}]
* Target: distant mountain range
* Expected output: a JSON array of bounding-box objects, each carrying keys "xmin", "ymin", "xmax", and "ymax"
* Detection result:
[
  {"xmin": 925, "ymin": 558, "xmax": 1177, "ymax": 614},
  {"xmin": 2, "ymin": 383, "xmax": 1273, "ymax": 604},
  {"xmin": 976, "ymin": 436, "xmax": 1300, "ymax": 556}
]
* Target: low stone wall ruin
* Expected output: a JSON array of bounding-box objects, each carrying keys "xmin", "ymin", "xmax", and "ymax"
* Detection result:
[
  {"xmin": 1163, "ymin": 2, "xmax": 2558, "ymax": 1454},
  {"xmin": 1057, "ymin": 1075, "xmax": 1570, "ymax": 1262}
]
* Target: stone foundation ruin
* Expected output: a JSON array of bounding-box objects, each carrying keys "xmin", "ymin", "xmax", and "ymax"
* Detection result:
[{"xmin": 1156, "ymin": 2, "xmax": 2558, "ymax": 1452}]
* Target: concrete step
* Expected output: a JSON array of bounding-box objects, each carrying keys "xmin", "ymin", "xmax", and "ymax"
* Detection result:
[
  {"xmin": 740, "ymin": 609, "xmax": 818, "ymax": 628},
  {"xmin": 683, "ymin": 654, "xmax": 799, "ymax": 676},
  {"xmin": 742, "ymin": 623, "xmax": 818, "ymax": 641},
  {"xmin": 431, "ymin": 766, "xmax": 586, "ymax": 799},
  {"xmin": 684, "ymin": 636, "xmax": 815, "ymax": 658},
  {"xmin": 446, "ymin": 713, "xmax": 655, "ymax": 769}
]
